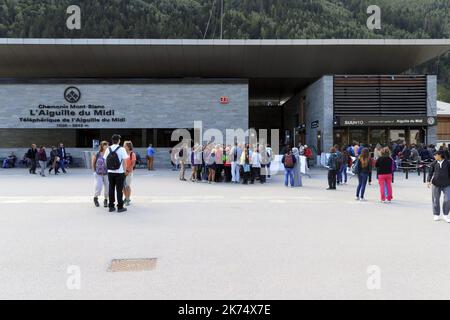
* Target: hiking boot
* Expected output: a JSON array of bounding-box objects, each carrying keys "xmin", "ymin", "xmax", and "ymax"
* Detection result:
[
  {"xmin": 94, "ymin": 197, "xmax": 100, "ymax": 207},
  {"xmin": 117, "ymin": 208, "xmax": 127, "ymax": 213},
  {"xmin": 109, "ymin": 207, "xmax": 116, "ymax": 213}
]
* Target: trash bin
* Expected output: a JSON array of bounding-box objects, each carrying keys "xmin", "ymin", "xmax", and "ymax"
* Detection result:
[{"xmin": 83, "ymin": 151, "xmax": 97, "ymax": 169}]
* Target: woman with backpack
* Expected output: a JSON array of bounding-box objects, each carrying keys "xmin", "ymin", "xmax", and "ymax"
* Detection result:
[
  {"xmin": 375, "ymin": 147, "xmax": 395, "ymax": 203},
  {"xmin": 92, "ymin": 141, "xmax": 109, "ymax": 207},
  {"xmin": 355, "ymin": 148, "xmax": 372, "ymax": 201},
  {"xmin": 282, "ymin": 148, "xmax": 296, "ymax": 187}
]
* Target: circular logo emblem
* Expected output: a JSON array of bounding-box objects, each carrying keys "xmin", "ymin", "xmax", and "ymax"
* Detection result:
[
  {"xmin": 427, "ymin": 117, "xmax": 436, "ymax": 126},
  {"xmin": 64, "ymin": 87, "xmax": 81, "ymax": 103}
]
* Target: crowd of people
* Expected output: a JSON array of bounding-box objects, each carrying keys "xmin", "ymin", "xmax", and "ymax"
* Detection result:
[
  {"xmin": 172, "ymin": 142, "xmax": 275, "ymax": 184},
  {"xmin": 24, "ymin": 143, "xmax": 70, "ymax": 176},
  {"xmin": 16, "ymin": 135, "xmax": 450, "ymax": 221},
  {"xmin": 325, "ymin": 141, "xmax": 450, "ymax": 221}
]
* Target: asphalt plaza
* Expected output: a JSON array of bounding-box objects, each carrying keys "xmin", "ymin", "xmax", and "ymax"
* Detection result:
[{"xmin": 0, "ymin": 167, "xmax": 449, "ymax": 299}]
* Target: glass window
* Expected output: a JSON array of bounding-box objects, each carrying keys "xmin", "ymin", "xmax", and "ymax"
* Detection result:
[
  {"xmin": 369, "ymin": 129, "xmax": 387, "ymax": 146},
  {"xmin": 389, "ymin": 129, "xmax": 406, "ymax": 144},
  {"xmin": 333, "ymin": 128, "xmax": 348, "ymax": 147},
  {"xmin": 349, "ymin": 128, "xmax": 368, "ymax": 145}
]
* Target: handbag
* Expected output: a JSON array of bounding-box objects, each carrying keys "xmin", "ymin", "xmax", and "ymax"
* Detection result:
[{"xmin": 243, "ymin": 163, "xmax": 251, "ymax": 173}]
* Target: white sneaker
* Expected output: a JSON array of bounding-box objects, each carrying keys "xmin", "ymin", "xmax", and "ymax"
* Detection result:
[
  {"xmin": 434, "ymin": 215, "xmax": 441, "ymax": 221},
  {"xmin": 359, "ymin": 198, "xmax": 367, "ymax": 202},
  {"xmin": 445, "ymin": 216, "xmax": 450, "ymax": 223},
  {"xmin": 355, "ymin": 197, "xmax": 360, "ymax": 201}
]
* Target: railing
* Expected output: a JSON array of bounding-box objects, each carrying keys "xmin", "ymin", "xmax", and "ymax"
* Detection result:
[{"xmin": 396, "ymin": 159, "xmax": 434, "ymax": 182}]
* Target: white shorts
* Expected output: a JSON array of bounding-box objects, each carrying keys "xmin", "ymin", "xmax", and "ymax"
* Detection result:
[{"xmin": 124, "ymin": 172, "xmax": 133, "ymax": 188}]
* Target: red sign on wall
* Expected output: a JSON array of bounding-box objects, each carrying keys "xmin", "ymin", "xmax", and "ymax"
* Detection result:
[{"xmin": 220, "ymin": 96, "xmax": 229, "ymax": 104}]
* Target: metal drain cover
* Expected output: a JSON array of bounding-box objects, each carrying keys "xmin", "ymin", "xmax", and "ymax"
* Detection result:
[{"xmin": 108, "ymin": 258, "xmax": 157, "ymax": 272}]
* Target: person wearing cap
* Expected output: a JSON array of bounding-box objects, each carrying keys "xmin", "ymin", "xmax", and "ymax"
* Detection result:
[
  {"xmin": 103, "ymin": 134, "xmax": 129, "ymax": 213},
  {"xmin": 427, "ymin": 150, "xmax": 450, "ymax": 222}
]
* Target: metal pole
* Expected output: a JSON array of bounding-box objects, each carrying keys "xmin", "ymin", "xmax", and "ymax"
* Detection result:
[{"xmin": 220, "ymin": 0, "xmax": 224, "ymax": 39}]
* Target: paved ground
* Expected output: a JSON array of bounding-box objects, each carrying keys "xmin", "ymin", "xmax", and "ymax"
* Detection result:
[{"xmin": 0, "ymin": 167, "xmax": 448, "ymax": 300}]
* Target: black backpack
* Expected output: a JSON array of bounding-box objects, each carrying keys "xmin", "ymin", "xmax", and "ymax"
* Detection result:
[{"xmin": 106, "ymin": 146, "xmax": 121, "ymax": 170}]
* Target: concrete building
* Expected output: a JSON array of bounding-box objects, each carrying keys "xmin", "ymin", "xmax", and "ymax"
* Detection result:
[{"xmin": 0, "ymin": 38, "xmax": 449, "ymax": 166}]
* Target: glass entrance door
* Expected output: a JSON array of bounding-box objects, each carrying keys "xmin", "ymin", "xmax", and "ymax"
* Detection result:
[{"xmin": 389, "ymin": 129, "xmax": 406, "ymax": 144}]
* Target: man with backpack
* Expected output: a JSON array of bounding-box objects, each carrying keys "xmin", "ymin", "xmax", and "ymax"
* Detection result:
[
  {"xmin": 282, "ymin": 148, "xmax": 296, "ymax": 187},
  {"xmin": 326, "ymin": 147, "xmax": 339, "ymax": 190},
  {"xmin": 103, "ymin": 134, "xmax": 129, "ymax": 213},
  {"xmin": 427, "ymin": 150, "xmax": 450, "ymax": 222}
]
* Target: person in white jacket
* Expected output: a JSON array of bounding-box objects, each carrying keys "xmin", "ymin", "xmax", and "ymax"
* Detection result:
[{"xmin": 250, "ymin": 146, "xmax": 262, "ymax": 184}]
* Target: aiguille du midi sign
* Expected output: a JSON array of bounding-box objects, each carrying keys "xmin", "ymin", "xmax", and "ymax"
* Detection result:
[{"xmin": 19, "ymin": 87, "xmax": 126, "ymax": 128}]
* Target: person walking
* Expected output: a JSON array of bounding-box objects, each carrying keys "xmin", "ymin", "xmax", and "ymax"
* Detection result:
[
  {"xmin": 292, "ymin": 147, "xmax": 303, "ymax": 187},
  {"xmin": 281, "ymin": 148, "xmax": 296, "ymax": 187},
  {"xmin": 223, "ymin": 146, "xmax": 232, "ymax": 183},
  {"xmin": 92, "ymin": 141, "xmax": 109, "ymax": 208},
  {"xmin": 146, "ymin": 144, "xmax": 155, "ymax": 170},
  {"xmin": 375, "ymin": 147, "xmax": 394, "ymax": 203},
  {"xmin": 354, "ymin": 148, "xmax": 372, "ymax": 201},
  {"xmin": 427, "ymin": 150, "xmax": 450, "ymax": 222},
  {"xmin": 26, "ymin": 144, "xmax": 38, "ymax": 174},
  {"xmin": 326, "ymin": 147, "xmax": 339, "ymax": 190},
  {"xmin": 104, "ymin": 134, "xmax": 129, "ymax": 213},
  {"xmin": 57, "ymin": 143, "xmax": 68, "ymax": 174},
  {"xmin": 37, "ymin": 146, "xmax": 47, "ymax": 177},
  {"xmin": 123, "ymin": 141, "xmax": 137, "ymax": 207},
  {"xmin": 48, "ymin": 146, "xmax": 60, "ymax": 175},
  {"xmin": 230, "ymin": 142, "xmax": 242, "ymax": 183}
]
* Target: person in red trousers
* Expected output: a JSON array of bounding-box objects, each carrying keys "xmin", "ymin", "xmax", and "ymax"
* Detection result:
[{"xmin": 375, "ymin": 147, "xmax": 394, "ymax": 203}]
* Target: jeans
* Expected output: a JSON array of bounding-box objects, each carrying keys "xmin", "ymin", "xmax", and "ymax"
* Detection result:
[
  {"xmin": 284, "ymin": 168, "xmax": 294, "ymax": 186},
  {"xmin": 59, "ymin": 160, "xmax": 66, "ymax": 173},
  {"xmin": 338, "ymin": 164, "xmax": 347, "ymax": 183},
  {"xmin": 378, "ymin": 174, "xmax": 393, "ymax": 201},
  {"xmin": 432, "ymin": 185, "xmax": 450, "ymax": 216},
  {"xmin": 30, "ymin": 159, "xmax": 37, "ymax": 173},
  {"xmin": 108, "ymin": 173, "xmax": 125, "ymax": 209},
  {"xmin": 251, "ymin": 167, "xmax": 260, "ymax": 184},
  {"xmin": 327, "ymin": 170, "xmax": 337, "ymax": 189},
  {"xmin": 231, "ymin": 162, "xmax": 240, "ymax": 182},
  {"xmin": 356, "ymin": 173, "xmax": 369, "ymax": 199}
]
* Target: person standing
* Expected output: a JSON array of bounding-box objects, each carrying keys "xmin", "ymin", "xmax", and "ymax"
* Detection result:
[
  {"xmin": 92, "ymin": 141, "xmax": 109, "ymax": 208},
  {"xmin": 26, "ymin": 144, "xmax": 38, "ymax": 174},
  {"xmin": 207, "ymin": 148, "xmax": 217, "ymax": 184},
  {"xmin": 104, "ymin": 134, "xmax": 129, "ymax": 213},
  {"xmin": 177, "ymin": 145, "xmax": 187, "ymax": 181},
  {"xmin": 250, "ymin": 146, "xmax": 261, "ymax": 184},
  {"xmin": 240, "ymin": 146, "xmax": 252, "ymax": 185},
  {"xmin": 123, "ymin": 141, "xmax": 137, "ymax": 207},
  {"xmin": 355, "ymin": 148, "xmax": 372, "ymax": 201},
  {"xmin": 427, "ymin": 150, "xmax": 450, "ymax": 222},
  {"xmin": 281, "ymin": 148, "xmax": 296, "ymax": 187},
  {"xmin": 292, "ymin": 147, "xmax": 303, "ymax": 187},
  {"xmin": 146, "ymin": 144, "xmax": 155, "ymax": 171},
  {"xmin": 223, "ymin": 145, "xmax": 232, "ymax": 183},
  {"xmin": 326, "ymin": 147, "xmax": 339, "ymax": 190},
  {"xmin": 230, "ymin": 142, "xmax": 242, "ymax": 183},
  {"xmin": 37, "ymin": 146, "xmax": 47, "ymax": 177},
  {"xmin": 57, "ymin": 143, "xmax": 68, "ymax": 174},
  {"xmin": 266, "ymin": 144, "xmax": 273, "ymax": 179},
  {"xmin": 375, "ymin": 147, "xmax": 394, "ymax": 203},
  {"xmin": 339, "ymin": 147, "xmax": 350, "ymax": 184}
]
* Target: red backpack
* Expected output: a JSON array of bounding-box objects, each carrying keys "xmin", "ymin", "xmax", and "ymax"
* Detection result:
[{"xmin": 284, "ymin": 154, "xmax": 294, "ymax": 168}]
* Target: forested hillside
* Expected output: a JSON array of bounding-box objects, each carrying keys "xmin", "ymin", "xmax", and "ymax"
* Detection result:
[{"xmin": 0, "ymin": 0, "xmax": 449, "ymax": 100}]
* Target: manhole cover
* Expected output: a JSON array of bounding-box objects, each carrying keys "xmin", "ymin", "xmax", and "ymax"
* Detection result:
[{"xmin": 108, "ymin": 258, "xmax": 157, "ymax": 272}]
